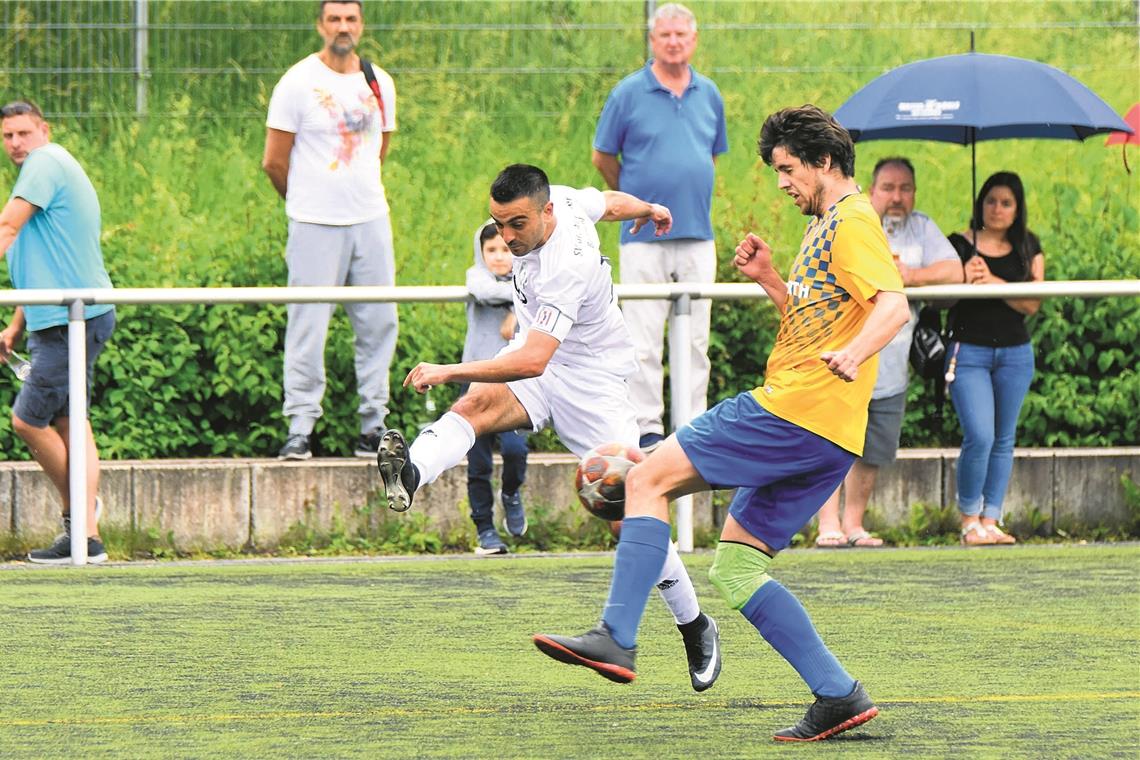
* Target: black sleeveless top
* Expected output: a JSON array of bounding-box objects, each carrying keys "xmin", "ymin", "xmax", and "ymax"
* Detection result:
[{"xmin": 947, "ymin": 231, "xmax": 1042, "ymax": 347}]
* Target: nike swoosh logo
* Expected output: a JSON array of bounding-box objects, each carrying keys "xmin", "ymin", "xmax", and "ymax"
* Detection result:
[{"xmin": 693, "ymin": 621, "xmax": 719, "ymax": 684}]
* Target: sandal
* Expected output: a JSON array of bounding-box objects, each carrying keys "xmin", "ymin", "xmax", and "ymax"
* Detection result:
[
  {"xmin": 815, "ymin": 530, "xmax": 847, "ymax": 549},
  {"xmin": 960, "ymin": 522, "xmax": 996, "ymax": 546},
  {"xmin": 984, "ymin": 524, "xmax": 1017, "ymax": 545},
  {"xmin": 846, "ymin": 529, "xmax": 884, "ymax": 548}
]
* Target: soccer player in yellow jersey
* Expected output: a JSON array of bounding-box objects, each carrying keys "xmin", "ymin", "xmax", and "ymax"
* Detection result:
[{"xmin": 535, "ymin": 105, "xmax": 910, "ymax": 741}]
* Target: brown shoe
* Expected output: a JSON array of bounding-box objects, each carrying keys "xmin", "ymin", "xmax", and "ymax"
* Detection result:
[
  {"xmin": 984, "ymin": 523, "xmax": 1017, "ymax": 545},
  {"xmin": 960, "ymin": 522, "xmax": 996, "ymax": 546}
]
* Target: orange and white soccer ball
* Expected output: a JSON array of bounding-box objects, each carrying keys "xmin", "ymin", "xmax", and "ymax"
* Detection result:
[{"xmin": 575, "ymin": 442, "xmax": 646, "ymax": 521}]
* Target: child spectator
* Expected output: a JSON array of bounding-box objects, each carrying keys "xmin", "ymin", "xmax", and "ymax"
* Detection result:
[{"xmin": 463, "ymin": 223, "xmax": 529, "ymax": 554}]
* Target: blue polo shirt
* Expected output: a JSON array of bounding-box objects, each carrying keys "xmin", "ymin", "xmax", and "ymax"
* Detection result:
[
  {"xmin": 594, "ymin": 61, "xmax": 728, "ymax": 244},
  {"xmin": 8, "ymin": 143, "xmax": 113, "ymax": 331}
]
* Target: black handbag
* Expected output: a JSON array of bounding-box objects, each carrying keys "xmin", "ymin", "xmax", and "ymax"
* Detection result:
[{"xmin": 909, "ymin": 306, "xmax": 946, "ymax": 381}]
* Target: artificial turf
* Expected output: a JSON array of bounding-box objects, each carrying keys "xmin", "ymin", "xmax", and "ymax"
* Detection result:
[{"xmin": 0, "ymin": 544, "xmax": 1136, "ymax": 758}]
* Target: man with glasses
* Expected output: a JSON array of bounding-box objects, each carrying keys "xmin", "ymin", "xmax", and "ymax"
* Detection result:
[{"xmin": 0, "ymin": 100, "xmax": 116, "ymax": 564}]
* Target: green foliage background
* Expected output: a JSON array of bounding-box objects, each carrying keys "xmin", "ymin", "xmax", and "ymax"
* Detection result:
[{"xmin": 0, "ymin": 0, "xmax": 1136, "ymax": 458}]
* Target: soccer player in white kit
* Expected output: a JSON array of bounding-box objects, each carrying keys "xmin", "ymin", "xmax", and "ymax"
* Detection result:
[{"xmin": 378, "ymin": 164, "xmax": 721, "ymax": 692}]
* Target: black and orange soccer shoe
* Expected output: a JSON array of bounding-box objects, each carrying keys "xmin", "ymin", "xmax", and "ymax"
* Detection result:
[
  {"xmin": 533, "ymin": 624, "xmax": 637, "ymax": 684},
  {"xmin": 773, "ymin": 680, "xmax": 879, "ymax": 742}
]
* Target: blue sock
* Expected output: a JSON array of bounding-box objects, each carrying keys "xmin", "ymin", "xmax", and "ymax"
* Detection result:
[
  {"xmin": 601, "ymin": 516, "xmax": 671, "ymax": 649},
  {"xmin": 741, "ymin": 580, "xmax": 855, "ymax": 698}
]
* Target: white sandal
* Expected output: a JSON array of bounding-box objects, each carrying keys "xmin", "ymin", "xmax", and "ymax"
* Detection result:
[
  {"xmin": 960, "ymin": 522, "xmax": 995, "ymax": 546},
  {"xmin": 983, "ymin": 523, "xmax": 1017, "ymax": 545}
]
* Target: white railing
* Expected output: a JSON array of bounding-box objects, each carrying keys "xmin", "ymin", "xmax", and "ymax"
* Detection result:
[{"xmin": 2, "ymin": 278, "xmax": 1136, "ymax": 564}]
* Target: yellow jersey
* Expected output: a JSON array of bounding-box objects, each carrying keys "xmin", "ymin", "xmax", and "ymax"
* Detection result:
[{"xmin": 752, "ymin": 193, "xmax": 904, "ymax": 455}]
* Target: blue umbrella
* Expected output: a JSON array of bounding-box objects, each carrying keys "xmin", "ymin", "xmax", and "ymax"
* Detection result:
[{"xmin": 834, "ymin": 51, "xmax": 1133, "ymax": 202}]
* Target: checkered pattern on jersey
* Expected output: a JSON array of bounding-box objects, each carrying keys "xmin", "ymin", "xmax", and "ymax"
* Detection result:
[{"xmin": 776, "ymin": 206, "xmax": 852, "ymax": 353}]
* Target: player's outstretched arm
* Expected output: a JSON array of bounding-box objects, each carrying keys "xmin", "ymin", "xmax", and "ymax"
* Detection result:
[
  {"xmin": 734, "ymin": 233, "xmax": 788, "ymax": 313},
  {"xmin": 599, "ymin": 191, "xmax": 672, "ymax": 237},
  {"xmin": 820, "ymin": 290, "xmax": 910, "ymax": 382},
  {"xmin": 403, "ymin": 329, "xmax": 560, "ymax": 392}
]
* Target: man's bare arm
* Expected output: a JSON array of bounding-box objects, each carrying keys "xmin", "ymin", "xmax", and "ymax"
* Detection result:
[
  {"xmin": 404, "ymin": 330, "xmax": 560, "ymax": 392},
  {"xmin": 821, "ymin": 290, "xmax": 911, "ymax": 381},
  {"xmin": 591, "ymin": 150, "xmax": 621, "ymax": 190},
  {"xmin": 262, "ymin": 128, "xmax": 295, "ymax": 199},
  {"xmin": 0, "ymin": 197, "xmax": 38, "ymax": 259}
]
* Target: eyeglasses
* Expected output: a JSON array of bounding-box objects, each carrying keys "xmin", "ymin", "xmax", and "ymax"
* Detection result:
[{"xmin": 0, "ymin": 101, "xmax": 43, "ymax": 119}]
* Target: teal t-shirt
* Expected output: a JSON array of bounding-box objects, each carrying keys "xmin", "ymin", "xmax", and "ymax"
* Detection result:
[{"xmin": 8, "ymin": 142, "xmax": 113, "ymax": 331}]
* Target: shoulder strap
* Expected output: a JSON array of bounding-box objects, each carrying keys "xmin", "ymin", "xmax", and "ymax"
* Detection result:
[{"xmin": 358, "ymin": 57, "xmax": 387, "ymax": 125}]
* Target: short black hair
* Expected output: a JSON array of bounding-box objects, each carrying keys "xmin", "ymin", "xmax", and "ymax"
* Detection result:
[
  {"xmin": 872, "ymin": 157, "xmax": 916, "ymax": 186},
  {"xmin": 0, "ymin": 100, "xmax": 44, "ymax": 121},
  {"xmin": 758, "ymin": 105, "xmax": 856, "ymax": 178},
  {"xmin": 318, "ymin": 1, "xmax": 362, "ymax": 19},
  {"xmin": 490, "ymin": 164, "xmax": 550, "ymax": 207}
]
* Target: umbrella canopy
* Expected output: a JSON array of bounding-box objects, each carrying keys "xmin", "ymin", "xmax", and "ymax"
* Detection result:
[{"xmin": 835, "ymin": 52, "xmax": 1132, "ymax": 145}]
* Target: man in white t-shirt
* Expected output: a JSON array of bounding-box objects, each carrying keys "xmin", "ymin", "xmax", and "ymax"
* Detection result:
[
  {"xmin": 378, "ymin": 164, "xmax": 723, "ymax": 693},
  {"xmin": 262, "ymin": 0, "xmax": 398, "ymax": 461},
  {"xmin": 814, "ymin": 157, "xmax": 963, "ymax": 548}
]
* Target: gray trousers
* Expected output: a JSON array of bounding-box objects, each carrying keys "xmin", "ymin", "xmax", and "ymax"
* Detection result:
[
  {"xmin": 619, "ymin": 238, "xmax": 715, "ymax": 437},
  {"xmin": 283, "ymin": 216, "xmax": 398, "ymax": 436}
]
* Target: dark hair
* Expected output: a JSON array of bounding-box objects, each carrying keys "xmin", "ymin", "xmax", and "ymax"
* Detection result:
[
  {"xmin": 872, "ymin": 156, "xmax": 915, "ymax": 186},
  {"xmin": 971, "ymin": 171, "xmax": 1033, "ymax": 279},
  {"xmin": 0, "ymin": 100, "xmax": 44, "ymax": 120},
  {"xmin": 318, "ymin": 1, "xmax": 361, "ymax": 18},
  {"xmin": 479, "ymin": 223, "xmax": 500, "ymax": 246},
  {"xmin": 758, "ymin": 105, "xmax": 855, "ymax": 177},
  {"xmin": 490, "ymin": 164, "xmax": 550, "ymax": 207}
]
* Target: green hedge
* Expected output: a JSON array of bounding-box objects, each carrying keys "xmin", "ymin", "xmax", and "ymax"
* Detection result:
[{"xmin": 0, "ymin": 1, "xmax": 1135, "ymax": 459}]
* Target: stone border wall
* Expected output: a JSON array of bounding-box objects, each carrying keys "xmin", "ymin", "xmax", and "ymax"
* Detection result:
[{"xmin": 2, "ymin": 448, "xmax": 1136, "ymax": 550}]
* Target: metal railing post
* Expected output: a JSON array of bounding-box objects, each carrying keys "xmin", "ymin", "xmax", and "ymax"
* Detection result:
[
  {"xmin": 67, "ymin": 299, "xmax": 89, "ymax": 566},
  {"xmin": 135, "ymin": 0, "xmax": 149, "ymax": 118},
  {"xmin": 668, "ymin": 293, "xmax": 694, "ymax": 552}
]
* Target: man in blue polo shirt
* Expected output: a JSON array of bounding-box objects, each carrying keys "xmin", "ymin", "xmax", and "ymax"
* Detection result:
[
  {"xmin": 0, "ymin": 99, "xmax": 116, "ymax": 564},
  {"xmin": 592, "ymin": 2, "xmax": 727, "ymax": 451}
]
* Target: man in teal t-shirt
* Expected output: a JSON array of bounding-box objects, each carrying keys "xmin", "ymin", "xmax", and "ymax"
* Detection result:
[{"xmin": 0, "ymin": 99, "xmax": 116, "ymax": 564}]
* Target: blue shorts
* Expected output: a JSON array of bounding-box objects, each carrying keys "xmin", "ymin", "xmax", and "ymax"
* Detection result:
[
  {"xmin": 676, "ymin": 391, "xmax": 855, "ymax": 551},
  {"xmin": 14, "ymin": 309, "xmax": 116, "ymax": 428}
]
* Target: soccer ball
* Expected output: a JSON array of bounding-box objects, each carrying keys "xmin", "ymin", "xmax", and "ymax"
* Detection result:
[{"xmin": 575, "ymin": 442, "xmax": 645, "ymax": 521}]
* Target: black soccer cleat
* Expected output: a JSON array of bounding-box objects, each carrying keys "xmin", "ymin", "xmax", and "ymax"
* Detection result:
[
  {"xmin": 533, "ymin": 623, "xmax": 637, "ymax": 684},
  {"xmin": 680, "ymin": 613, "xmax": 721, "ymax": 692},
  {"xmin": 376, "ymin": 429, "xmax": 419, "ymax": 512},
  {"xmin": 773, "ymin": 680, "xmax": 879, "ymax": 742}
]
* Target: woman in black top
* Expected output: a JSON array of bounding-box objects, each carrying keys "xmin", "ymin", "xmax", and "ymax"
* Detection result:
[{"xmin": 946, "ymin": 171, "xmax": 1045, "ymax": 546}]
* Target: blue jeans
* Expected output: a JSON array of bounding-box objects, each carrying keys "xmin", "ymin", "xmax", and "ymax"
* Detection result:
[
  {"xmin": 467, "ymin": 430, "xmax": 528, "ymax": 533},
  {"xmin": 947, "ymin": 341, "xmax": 1034, "ymax": 520}
]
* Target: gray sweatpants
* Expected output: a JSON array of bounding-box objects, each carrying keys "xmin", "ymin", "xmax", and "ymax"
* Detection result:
[
  {"xmin": 619, "ymin": 238, "xmax": 715, "ymax": 437},
  {"xmin": 283, "ymin": 216, "xmax": 398, "ymax": 436}
]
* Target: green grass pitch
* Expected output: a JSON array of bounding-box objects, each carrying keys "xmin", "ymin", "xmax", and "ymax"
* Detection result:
[{"xmin": 1, "ymin": 544, "xmax": 1136, "ymax": 758}]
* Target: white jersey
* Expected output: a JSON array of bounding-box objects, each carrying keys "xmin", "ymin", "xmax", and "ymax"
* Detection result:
[
  {"xmin": 266, "ymin": 54, "xmax": 397, "ymax": 225},
  {"xmin": 508, "ymin": 186, "xmax": 638, "ymax": 378}
]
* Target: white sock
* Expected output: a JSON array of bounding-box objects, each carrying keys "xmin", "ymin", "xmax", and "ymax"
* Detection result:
[
  {"xmin": 655, "ymin": 542, "xmax": 700, "ymax": 625},
  {"xmin": 409, "ymin": 411, "xmax": 476, "ymax": 489}
]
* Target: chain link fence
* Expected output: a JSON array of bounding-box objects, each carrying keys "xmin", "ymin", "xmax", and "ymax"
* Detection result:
[{"xmin": 1, "ymin": 0, "xmax": 1135, "ymax": 120}]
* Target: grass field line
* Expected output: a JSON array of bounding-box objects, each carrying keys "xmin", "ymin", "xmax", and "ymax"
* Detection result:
[{"xmin": 5, "ymin": 691, "xmax": 1137, "ymax": 728}]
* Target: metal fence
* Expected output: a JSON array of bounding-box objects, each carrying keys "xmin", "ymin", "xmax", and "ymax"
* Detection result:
[
  {"xmin": 0, "ymin": 0, "xmax": 1134, "ymax": 119},
  {"xmin": 3, "ymin": 279, "xmax": 1137, "ymax": 564}
]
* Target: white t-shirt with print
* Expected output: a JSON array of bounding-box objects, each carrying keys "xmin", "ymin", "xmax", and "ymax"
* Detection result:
[
  {"xmin": 266, "ymin": 54, "xmax": 397, "ymax": 225},
  {"xmin": 507, "ymin": 186, "xmax": 638, "ymax": 377}
]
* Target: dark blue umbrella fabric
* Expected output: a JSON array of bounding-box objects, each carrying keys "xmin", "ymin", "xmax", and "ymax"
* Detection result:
[{"xmin": 835, "ymin": 52, "xmax": 1132, "ymax": 144}]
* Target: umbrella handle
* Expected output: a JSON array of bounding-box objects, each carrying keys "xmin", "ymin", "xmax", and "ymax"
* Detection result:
[{"xmin": 1124, "ymin": 144, "xmax": 1132, "ymax": 175}]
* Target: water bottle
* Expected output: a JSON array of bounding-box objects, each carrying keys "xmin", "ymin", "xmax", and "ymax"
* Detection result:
[{"xmin": 5, "ymin": 351, "xmax": 31, "ymax": 381}]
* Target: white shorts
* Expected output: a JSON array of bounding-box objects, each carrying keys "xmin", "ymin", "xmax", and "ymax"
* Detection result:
[{"xmin": 506, "ymin": 361, "xmax": 638, "ymax": 458}]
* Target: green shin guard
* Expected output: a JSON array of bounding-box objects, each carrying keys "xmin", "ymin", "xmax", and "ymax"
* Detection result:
[{"xmin": 708, "ymin": 541, "xmax": 773, "ymax": 610}]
